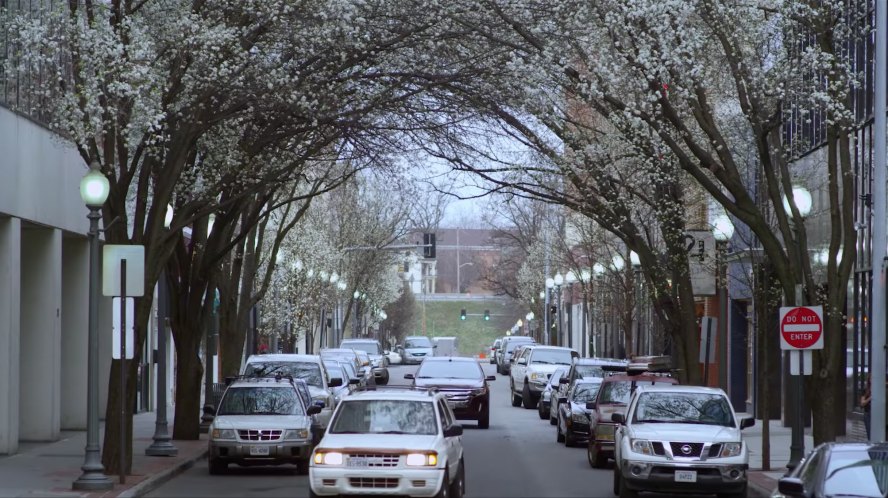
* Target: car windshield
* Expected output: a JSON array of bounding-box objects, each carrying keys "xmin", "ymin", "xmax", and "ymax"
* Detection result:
[
  {"xmin": 340, "ymin": 362, "xmax": 357, "ymax": 379},
  {"xmin": 822, "ymin": 449, "xmax": 888, "ymax": 497},
  {"xmin": 577, "ymin": 365, "xmax": 607, "ymax": 379},
  {"xmin": 573, "ymin": 383, "xmax": 602, "ymax": 403},
  {"xmin": 324, "ymin": 364, "xmax": 344, "ymax": 381},
  {"xmin": 405, "ymin": 338, "xmax": 432, "ymax": 348},
  {"xmin": 633, "ymin": 392, "xmax": 734, "ymax": 426},
  {"xmin": 531, "ymin": 349, "xmax": 574, "ymax": 365},
  {"xmin": 416, "ymin": 361, "xmax": 482, "ymax": 380},
  {"xmin": 598, "ymin": 381, "xmax": 632, "ymax": 404},
  {"xmin": 243, "ymin": 362, "xmax": 324, "ymax": 388},
  {"xmin": 548, "ymin": 369, "xmax": 567, "ymax": 387},
  {"xmin": 343, "ymin": 342, "xmax": 380, "ymax": 355},
  {"xmin": 505, "ymin": 341, "xmax": 532, "ymax": 353},
  {"xmin": 330, "ymin": 400, "xmax": 437, "ymax": 435},
  {"xmin": 217, "ymin": 387, "xmax": 305, "ymax": 416}
]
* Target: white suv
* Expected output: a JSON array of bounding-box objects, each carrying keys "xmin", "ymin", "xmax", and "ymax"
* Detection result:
[
  {"xmin": 612, "ymin": 385, "xmax": 754, "ymax": 498},
  {"xmin": 510, "ymin": 345, "xmax": 577, "ymax": 409},
  {"xmin": 309, "ymin": 387, "xmax": 466, "ymax": 497}
]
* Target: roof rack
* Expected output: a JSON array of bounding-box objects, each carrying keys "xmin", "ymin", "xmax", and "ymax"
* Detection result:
[
  {"xmin": 351, "ymin": 385, "xmax": 440, "ymax": 397},
  {"xmin": 225, "ymin": 373, "xmax": 306, "ymax": 386}
]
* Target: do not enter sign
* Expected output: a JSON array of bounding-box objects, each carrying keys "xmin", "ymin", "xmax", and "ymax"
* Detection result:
[{"xmin": 779, "ymin": 306, "xmax": 824, "ymax": 350}]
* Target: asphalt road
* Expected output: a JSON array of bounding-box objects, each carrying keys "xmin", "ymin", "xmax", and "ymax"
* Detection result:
[{"xmin": 146, "ymin": 361, "xmax": 711, "ymax": 498}]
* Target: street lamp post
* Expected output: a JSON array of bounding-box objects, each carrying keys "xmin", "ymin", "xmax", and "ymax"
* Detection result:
[
  {"xmin": 592, "ymin": 263, "xmax": 605, "ymax": 357},
  {"xmin": 457, "ymin": 262, "xmax": 473, "ymax": 295},
  {"xmin": 146, "ymin": 205, "xmax": 177, "ymax": 457},
  {"xmin": 784, "ymin": 186, "xmax": 812, "ymax": 470},
  {"xmin": 712, "ymin": 215, "xmax": 735, "ymax": 394},
  {"xmin": 73, "ymin": 162, "xmax": 114, "ymax": 491},
  {"xmin": 544, "ymin": 278, "xmax": 554, "ymax": 345},
  {"xmin": 554, "ymin": 273, "xmax": 564, "ymax": 347},
  {"xmin": 630, "ymin": 251, "xmax": 642, "ymax": 357}
]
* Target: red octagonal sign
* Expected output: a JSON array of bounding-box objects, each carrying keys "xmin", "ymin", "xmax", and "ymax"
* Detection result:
[{"xmin": 779, "ymin": 306, "xmax": 824, "ymax": 350}]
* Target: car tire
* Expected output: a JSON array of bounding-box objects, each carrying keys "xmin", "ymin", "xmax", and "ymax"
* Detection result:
[
  {"xmin": 208, "ymin": 458, "xmax": 227, "ymax": 475},
  {"xmin": 478, "ymin": 406, "xmax": 490, "ymax": 429},
  {"xmin": 550, "ymin": 415, "xmax": 557, "ymax": 425},
  {"xmin": 717, "ymin": 485, "xmax": 747, "ymax": 498},
  {"xmin": 618, "ymin": 473, "xmax": 638, "ymax": 498},
  {"xmin": 511, "ymin": 390, "xmax": 522, "ymax": 407},
  {"xmin": 612, "ymin": 468, "xmax": 620, "ymax": 495},
  {"xmin": 296, "ymin": 458, "xmax": 310, "ymax": 475},
  {"xmin": 556, "ymin": 423, "xmax": 565, "ymax": 443},
  {"xmin": 434, "ymin": 469, "xmax": 450, "ymax": 498},
  {"xmin": 378, "ymin": 371, "xmax": 389, "ymax": 385},
  {"xmin": 449, "ymin": 459, "xmax": 465, "ymax": 498},
  {"xmin": 522, "ymin": 383, "xmax": 537, "ymax": 409},
  {"xmin": 588, "ymin": 441, "xmax": 607, "ymax": 468},
  {"xmin": 537, "ymin": 402, "xmax": 548, "ymax": 420},
  {"xmin": 564, "ymin": 426, "xmax": 575, "ymax": 447}
]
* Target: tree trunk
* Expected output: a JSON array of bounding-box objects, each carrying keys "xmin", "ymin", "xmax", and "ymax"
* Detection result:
[{"xmin": 171, "ymin": 340, "xmax": 204, "ymax": 440}]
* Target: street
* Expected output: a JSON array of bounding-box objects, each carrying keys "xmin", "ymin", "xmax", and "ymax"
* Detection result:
[{"xmin": 147, "ymin": 361, "xmax": 708, "ymax": 498}]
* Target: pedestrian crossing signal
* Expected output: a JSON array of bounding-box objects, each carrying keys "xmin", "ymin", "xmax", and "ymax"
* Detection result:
[
  {"xmin": 460, "ymin": 309, "xmax": 467, "ymax": 321},
  {"xmin": 484, "ymin": 309, "xmax": 490, "ymax": 321}
]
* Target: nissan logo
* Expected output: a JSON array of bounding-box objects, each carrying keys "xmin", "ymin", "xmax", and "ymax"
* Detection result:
[{"xmin": 680, "ymin": 444, "xmax": 692, "ymax": 455}]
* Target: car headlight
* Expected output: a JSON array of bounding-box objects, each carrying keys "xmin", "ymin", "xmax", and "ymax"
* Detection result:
[
  {"xmin": 530, "ymin": 372, "xmax": 547, "ymax": 382},
  {"xmin": 405, "ymin": 452, "xmax": 438, "ymax": 466},
  {"xmin": 313, "ymin": 451, "xmax": 343, "ymax": 465},
  {"xmin": 571, "ymin": 412, "xmax": 588, "ymax": 423},
  {"xmin": 211, "ymin": 428, "xmax": 236, "ymax": 440},
  {"xmin": 631, "ymin": 439, "xmax": 654, "ymax": 456},
  {"xmin": 471, "ymin": 387, "xmax": 487, "ymax": 396},
  {"xmin": 596, "ymin": 423, "xmax": 615, "ymax": 440},
  {"xmin": 283, "ymin": 429, "xmax": 309, "ymax": 440},
  {"xmin": 719, "ymin": 442, "xmax": 742, "ymax": 458}
]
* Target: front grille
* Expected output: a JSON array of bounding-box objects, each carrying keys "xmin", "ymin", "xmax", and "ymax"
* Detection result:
[
  {"xmin": 350, "ymin": 477, "xmax": 399, "ymax": 488},
  {"xmin": 348, "ymin": 453, "xmax": 400, "ymax": 467},
  {"xmin": 322, "ymin": 479, "xmax": 336, "ymax": 486},
  {"xmin": 669, "ymin": 442, "xmax": 704, "ymax": 457},
  {"xmin": 411, "ymin": 480, "xmax": 427, "ymax": 487},
  {"xmin": 441, "ymin": 390, "xmax": 472, "ymax": 404},
  {"xmin": 652, "ymin": 442, "xmax": 666, "ymax": 456},
  {"xmin": 708, "ymin": 443, "xmax": 722, "ymax": 457},
  {"xmin": 238, "ymin": 429, "xmax": 282, "ymax": 441}
]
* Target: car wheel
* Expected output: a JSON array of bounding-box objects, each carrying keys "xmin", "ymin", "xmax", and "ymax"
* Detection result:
[
  {"xmin": 378, "ymin": 371, "xmax": 389, "ymax": 385},
  {"xmin": 522, "ymin": 383, "xmax": 538, "ymax": 409},
  {"xmin": 511, "ymin": 390, "xmax": 522, "ymax": 407},
  {"xmin": 612, "ymin": 468, "xmax": 620, "ymax": 495},
  {"xmin": 478, "ymin": 406, "xmax": 490, "ymax": 429},
  {"xmin": 208, "ymin": 458, "xmax": 227, "ymax": 475},
  {"xmin": 564, "ymin": 427, "xmax": 575, "ymax": 447},
  {"xmin": 537, "ymin": 402, "xmax": 548, "ymax": 420},
  {"xmin": 434, "ymin": 469, "xmax": 450, "ymax": 498},
  {"xmin": 556, "ymin": 423, "xmax": 565, "ymax": 443},
  {"xmin": 717, "ymin": 485, "xmax": 747, "ymax": 498},
  {"xmin": 449, "ymin": 459, "xmax": 465, "ymax": 498},
  {"xmin": 549, "ymin": 415, "xmax": 557, "ymax": 425},
  {"xmin": 296, "ymin": 458, "xmax": 310, "ymax": 475},
  {"xmin": 589, "ymin": 441, "xmax": 607, "ymax": 468},
  {"xmin": 618, "ymin": 473, "xmax": 638, "ymax": 498}
]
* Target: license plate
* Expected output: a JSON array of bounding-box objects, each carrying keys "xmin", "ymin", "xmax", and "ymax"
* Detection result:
[
  {"xmin": 249, "ymin": 445, "xmax": 270, "ymax": 456},
  {"xmin": 674, "ymin": 470, "xmax": 697, "ymax": 483},
  {"xmin": 348, "ymin": 457, "xmax": 370, "ymax": 467}
]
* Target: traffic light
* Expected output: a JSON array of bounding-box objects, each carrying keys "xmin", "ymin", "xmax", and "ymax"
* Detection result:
[
  {"xmin": 549, "ymin": 305, "xmax": 557, "ymax": 315},
  {"xmin": 484, "ymin": 309, "xmax": 490, "ymax": 321},
  {"xmin": 423, "ymin": 232, "xmax": 436, "ymax": 258},
  {"xmin": 460, "ymin": 309, "xmax": 467, "ymax": 321}
]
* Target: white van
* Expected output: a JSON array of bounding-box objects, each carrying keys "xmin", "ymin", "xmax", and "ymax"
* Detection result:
[{"xmin": 432, "ymin": 336, "xmax": 459, "ymax": 357}]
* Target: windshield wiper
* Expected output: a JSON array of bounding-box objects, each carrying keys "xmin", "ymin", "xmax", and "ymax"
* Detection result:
[
  {"xmin": 636, "ymin": 419, "xmax": 673, "ymax": 423},
  {"xmin": 332, "ymin": 430, "xmax": 363, "ymax": 434},
  {"xmin": 377, "ymin": 430, "xmax": 409, "ymax": 434},
  {"xmin": 416, "ymin": 376, "xmax": 435, "ymax": 379}
]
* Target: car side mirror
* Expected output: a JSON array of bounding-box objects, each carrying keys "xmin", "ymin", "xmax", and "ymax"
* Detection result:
[
  {"xmin": 404, "ymin": 373, "xmax": 415, "ymax": 380},
  {"xmin": 559, "ymin": 378, "xmax": 569, "ymax": 384},
  {"xmin": 557, "ymin": 397, "xmax": 568, "ymax": 404},
  {"xmin": 224, "ymin": 376, "xmax": 235, "ymax": 386},
  {"xmin": 486, "ymin": 375, "xmax": 496, "ymax": 381},
  {"xmin": 611, "ymin": 412, "xmax": 625, "ymax": 424},
  {"xmin": 443, "ymin": 425, "xmax": 463, "ymax": 437},
  {"xmin": 307, "ymin": 405, "xmax": 322, "ymax": 416},
  {"xmin": 349, "ymin": 378, "xmax": 360, "ymax": 385},
  {"xmin": 517, "ymin": 358, "xmax": 527, "ymax": 365},
  {"xmin": 328, "ymin": 377, "xmax": 343, "ymax": 388},
  {"xmin": 777, "ymin": 477, "xmax": 806, "ymax": 497},
  {"xmin": 586, "ymin": 401, "xmax": 596, "ymax": 410},
  {"xmin": 740, "ymin": 417, "xmax": 755, "ymax": 430},
  {"xmin": 314, "ymin": 400, "xmax": 326, "ymax": 408}
]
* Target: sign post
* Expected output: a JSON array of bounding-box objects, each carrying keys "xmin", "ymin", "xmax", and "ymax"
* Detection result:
[
  {"xmin": 102, "ymin": 245, "xmax": 144, "ymax": 484},
  {"xmin": 699, "ymin": 317, "xmax": 717, "ymax": 385}
]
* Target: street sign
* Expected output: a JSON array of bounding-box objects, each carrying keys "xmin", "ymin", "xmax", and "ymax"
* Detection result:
[
  {"xmin": 780, "ymin": 306, "xmax": 824, "ymax": 350},
  {"xmin": 111, "ymin": 297, "xmax": 135, "ymax": 359},
  {"xmin": 102, "ymin": 245, "xmax": 145, "ymax": 297},
  {"xmin": 686, "ymin": 230, "xmax": 716, "ymax": 296},
  {"xmin": 789, "ymin": 349, "xmax": 813, "ymax": 375}
]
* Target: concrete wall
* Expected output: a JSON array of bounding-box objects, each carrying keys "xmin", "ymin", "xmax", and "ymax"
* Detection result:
[
  {"xmin": 0, "ymin": 217, "xmax": 22, "ymax": 454},
  {"xmin": 60, "ymin": 235, "xmax": 88, "ymax": 429},
  {"xmin": 19, "ymin": 226, "xmax": 62, "ymax": 441}
]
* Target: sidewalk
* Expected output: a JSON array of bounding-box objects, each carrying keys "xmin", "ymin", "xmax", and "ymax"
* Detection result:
[
  {"xmin": 743, "ymin": 414, "xmax": 866, "ymax": 498},
  {"xmin": 0, "ymin": 411, "xmax": 207, "ymax": 498}
]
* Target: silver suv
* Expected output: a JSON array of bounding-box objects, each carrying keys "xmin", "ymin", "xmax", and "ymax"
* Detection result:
[
  {"xmin": 208, "ymin": 377, "xmax": 322, "ymax": 475},
  {"xmin": 340, "ymin": 339, "xmax": 390, "ymax": 385}
]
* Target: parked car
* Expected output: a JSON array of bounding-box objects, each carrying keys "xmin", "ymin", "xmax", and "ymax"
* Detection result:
[
  {"xmin": 586, "ymin": 370, "xmax": 678, "ymax": 469},
  {"xmin": 397, "ymin": 336, "xmax": 435, "ymax": 365},
  {"xmin": 495, "ymin": 336, "xmax": 535, "ymax": 375},
  {"xmin": 612, "ymin": 385, "xmax": 754, "ymax": 498},
  {"xmin": 555, "ymin": 357, "xmax": 628, "ymax": 403},
  {"xmin": 510, "ymin": 345, "xmax": 578, "ymax": 409},
  {"xmin": 489, "ymin": 338, "xmax": 504, "ymax": 364},
  {"xmin": 241, "ymin": 354, "xmax": 340, "ymax": 439},
  {"xmin": 322, "ymin": 360, "xmax": 360, "ymax": 404},
  {"xmin": 539, "ymin": 367, "xmax": 568, "ymax": 421},
  {"xmin": 556, "ymin": 378, "xmax": 603, "ymax": 447},
  {"xmin": 309, "ymin": 387, "xmax": 466, "ymax": 498},
  {"xmin": 406, "ymin": 356, "xmax": 495, "ymax": 428},
  {"xmin": 432, "ymin": 336, "xmax": 459, "ymax": 357},
  {"xmin": 340, "ymin": 339, "xmax": 390, "ymax": 385},
  {"xmin": 207, "ymin": 376, "xmax": 321, "ymax": 475},
  {"xmin": 319, "ymin": 348, "xmax": 362, "ymax": 374},
  {"xmin": 775, "ymin": 442, "xmax": 888, "ymax": 498}
]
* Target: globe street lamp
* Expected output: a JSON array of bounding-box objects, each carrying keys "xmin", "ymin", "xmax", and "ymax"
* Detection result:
[
  {"xmin": 545, "ymin": 277, "xmax": 555, "ymax": 345},
  {"xmin": 553, "ymin": 273, "xmax": 564, "ymax": 346},
  {"xmin": 146, "ymin": 205, "xmax": 177, "ymax": 456},
  {"xmin": 73, "ymin": 162, "xmax": 113, "ymax": 491},
  {"xmin": 712, "ymin": 214, "xmax": 735, "ymax": 393}
]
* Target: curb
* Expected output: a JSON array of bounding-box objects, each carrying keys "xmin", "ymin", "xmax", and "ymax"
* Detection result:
[
  {"xmin": 747, "ymin": 471, "xmax": 779, "ymax": 498},
  {"xmin": 118, "ymin": 449, "xmax": 208, "ymax": 498}
]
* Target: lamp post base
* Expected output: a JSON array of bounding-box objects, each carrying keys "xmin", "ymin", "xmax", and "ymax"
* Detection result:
[
  {"xmin": 145, "ymin": 441, "xmax": 178, "ymax": 457},
  {"xmin": 72, "ymin": 471, "xmax": 114, "ymax": 491}
]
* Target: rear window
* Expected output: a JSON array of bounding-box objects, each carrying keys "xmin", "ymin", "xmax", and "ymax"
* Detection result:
[{"xmin": 576, "ymin": 365, "xmax": 606, "ymax": 379}]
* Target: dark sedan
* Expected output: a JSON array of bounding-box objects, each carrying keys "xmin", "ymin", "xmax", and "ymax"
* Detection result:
[
  {"xmin": 776, "ymin": 442, "xmax": 888, "ymax": 498},
  {"xmin": 538, "ymin": 367, "xmax": 567, "ymax": 422},
  {"xmin": 405, "ymin": 356, "xmax": 495, "ymax": 428},
  {"xmin": 556, "ymin": 379, "xmax": 602, "ymax": 447}
]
